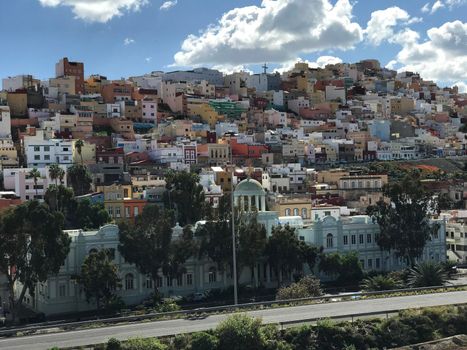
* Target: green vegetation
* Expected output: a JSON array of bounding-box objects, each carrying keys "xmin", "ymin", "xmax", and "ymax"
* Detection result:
[
  {"xmin": 408, "ymin": 261, "xmax": 448, "ymax": 287},
  {"xmin": 276, "ymin": 275, "xmax": 322, "ymax": 300},
  {"xmin": 118, "ymin": 205, "xmax": 196, "ymax": 295},
  {"xmin": 0, "ymin": 201, "xmax": 70, "ymax": 322},
  {"xmin": 102, "ymin": 306, "xmax": 467, "ymax": 350},
  {"xmin": 77, "ymin": 249, "xmax": 121, "ymax": 311},
  {"xmin": 67, "ymin": 163, "xmax": 93, "ymax": 196},
  {"xmin": 361, "ymin": 274, "xmax": 402, "ymax": 292},
  {"xmin": 319, "ymin": 251, "xmax": 364, "ymax": 286},
  {"xmin": 367, "ymin": 174, "xmax": 438, "ymax": 267}
]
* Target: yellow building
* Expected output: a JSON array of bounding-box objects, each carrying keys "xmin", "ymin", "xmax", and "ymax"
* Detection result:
[
  {"xmin": 317, "ymin": 168, "xmax": 349, "ymax": 185},
  {"xmin": 273, "ymin": 196, "xmax": 313, "ymax": 219},
  {"xmin": 189, "ymin": 103, "xmax": 224, "ymax": 128},
  {"xmin": 207, "ymin": 143, "xmax": 230, "ymax": 165},
  {"xmin": 49, "ymin": 76, "xmax": 76, "ymax": 96},
  {"xmin": 6, "ymin": 91, "xmax": 27, "ymax": 117},
  {"xmin": 0, "ymin": 139, "xmax": 18, "ymax": 170}
]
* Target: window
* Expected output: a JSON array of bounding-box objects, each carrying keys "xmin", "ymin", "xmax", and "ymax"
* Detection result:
[
  {"xmin": 146, "ymin": 277, "xmax": 153, "ymax": 289},
  {"xmin": 375, "ymin": 258, "xmax": 380, "ymax": 269},
  {"xmin": 367, "ymin": 259, "xmax": 373, "ymax": 269},
  {"xmin": 343, "ymin": 235, "xmax": 348, "ymax": 245},
  {"xmin": 326, "ymin": 234, "xmax": 333, "ymax": 248},
  {"xmin": 299, "ymin": 236, "xmax": 305, "ymax": 241},
  {"xmin": 324, "ymin": 211, "xmax": 331, "ymax": 216},
  {"xmin": 293, "ymin": 208, "xmax": 299, "ymax": 216},
  {"xmin": 125, "ymin": 274, "xmax": 134, "ymax": 290},
  {"xmin": 34, "ymin": 146, "xmax": 40, "ymax": 152},
  {"xmin": 186, "ymin": 273, "xmax": 193, "ymax": 286},
  {"xmin": 115, "ymin": 207, "xmax": 121, "ymax": 218},
  {"xmin": 134, "ymin": 206, "xmax": 139, "ymax": 216},
  {"xmin": 367, "ymin": 234, "xmax": 372, "ymax": 244},
  {"xmin": 351, "ymin": 235, "xmax": 356, "ymax": 244},
  {"xmin": 166, "ymin": 276, "xmax": 173, "ymax": 287},
  {"xmin": 107, "ymin": 207, "xmax": 113, "ymax": 217},
  {"xmin": 155, "ymin": 276, "xmax": 162, "ymax": 288},
  {"xmin": 301, "ymin": 208, "xmax": 307, "ymax": 219},
  {"xmin": 285, "ymin": 208, "xmax": 291, "ymax": 216},
  {"xmin": 44, "ymin": 146, "xmax": 50, "ymax": 152},
  {"xmin": 59, "ymin": 284, "xmax": 66, "ymax": 297},
  {"xmin": 176, "ymin": 275, "xmax": 183, "ymax": 287},
  {"xmin": 208, "ymin": 267, "xmax": 217, "ymax": 283},
  {"xmin": 44, "ymin": 155, "xmax": 50, "ymax": 160},
  {"xmin": 359, "ymin": 234, "xmax": 364, "ymax": 244},
  {"xmin": 34, "ymin": 155, "xmax": 40, "ymax": 160},
  {"xmin": 125, "ymin": 207, "xmax": 130, "ymax": 218}
]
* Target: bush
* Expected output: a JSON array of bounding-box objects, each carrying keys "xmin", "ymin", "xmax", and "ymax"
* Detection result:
[
  {"xmin": 408, "ymin": 262, "xmax": 448, "ymax": 287},
  {"xmin": 122, "ymin": 337, "xmax": 167, "ymax": 350},
  {"xmin": 155, "ymin": 299, "xmax": 181, "ymax": 313},
  {"xmin": 191, "ymin": 332, "xmax": 218, "ymax": 350},
  {"xmin": 107, "ymin": 338, "xmax": 122, "ymax": 350},
  {"xmin": 361, "ymin": 274, "xmax": 402, "ymax": 292},
  {"xmin": 216, "ymin": 314, "xmax": 265, "ymax": 350},
  {"xmin": 276, "ymin": 275, "xmax": 322, "ymax": 300}
]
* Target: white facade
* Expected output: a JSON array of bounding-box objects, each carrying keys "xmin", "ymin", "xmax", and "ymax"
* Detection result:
[
  {"xmin": 288, "ymin": 97, "xmax": 310, "ymax": 114},
  {"xmin": 3, "ymin": 165, "xmax": 67, "ymax": 201},
  {"xmin": 24, "ymin": 137, "xmax": 74, "ymax": 168},
  {"xmin": 142, "ymin": 100, "xmax": 157, "ymax": 123},
  {"xmin": 0, "ymin": 106, "xmax": 12, "ymax": 138}
]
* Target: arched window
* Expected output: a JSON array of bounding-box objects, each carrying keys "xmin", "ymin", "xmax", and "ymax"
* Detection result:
[
  {"xmin": 89, "ymin": 248, "xmax": 98, "ymax": 255},
  {"xmin": 125, "ymin": 273, "xmax": 134, "ymax": 290},
  {"xmin": 351, "ymin": 181, "xmax": 356, "ymax": 189},
  {"xmin": 326, "ymin": 234, "xmax": 334, "ymax": 248},
  {"xmin": 343, "ymin": 181, "xmax": 348, "ymax": 189},
  {"xmin": 293, "ymin": 208, "xmax": 299, "ymax": 216},
  {"xmin": 285, "ymin": 208, "xmax": 291, "ymax": 216},
  {"xmin": 208, "ymin": 267, "xmax": 217, "ymax": 283},
  {"xmin": 301, "ymin": 208, "xmax": 307, "ymax": 219}
]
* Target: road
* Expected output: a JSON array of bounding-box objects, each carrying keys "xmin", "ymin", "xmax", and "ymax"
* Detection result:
[{"xmin": 2, "ymin": 290, "xmax": 467, "ymax": 350}]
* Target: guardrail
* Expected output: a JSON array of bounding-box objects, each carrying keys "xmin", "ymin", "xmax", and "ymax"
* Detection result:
[{"xmin": 0, "ymin": 283, "xmax": 466, "ymax": 338}]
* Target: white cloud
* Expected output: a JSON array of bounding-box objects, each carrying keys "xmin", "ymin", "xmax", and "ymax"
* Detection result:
[
  {"xmin": 145, "ymin": 57, "xmax": 152, "ymax": 62},
  {"xmin": 124, "ymin": 38, "xmax": 135, "ymax": 45},
  {"xmin": 212, "ymin": 64, "xmax": 253, "ymax": 75},
  {"xmin": 173, "ymin": 0, "xmax": 362, "ymax": 67},
  {"xmin": 275, "ymin": 56, "xmax": 343, "ymax": 74},
  {"xmin": 453, "ymin": 81, "xmax": 467, "ymax": 93},
  {"xmin": 391, "ymin": 21, "xmax": 467, "ymax": 85},
  {"xmin": 160, "ymin": 0, "xmax": 177, "ymax": 11},
  {"xmin": 365, "ymin": 7, "xmax": 419, "ymax": 46},
  {"xmin": 38, "ymin": 0, "xmax": 148, "ymax": 23},
  {"xmin": 431, "ymin": 0, "xmax": 444, "ymax": 13},
  {"xmin": 421, "ymin": 2, "xmax": 431, "ymax": 12},
  {"xmin": 385, "ymin": 60, "xmax": 399, "ymax": 70}
]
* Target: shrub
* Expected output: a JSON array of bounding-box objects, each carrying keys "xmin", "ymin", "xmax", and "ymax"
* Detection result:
[
  {"xmin": 123, "ymin": 337, "xmax": 167, "ymax": 350},
  {"xmin": 107, "ymin": 338, "xmax": 122, "ymax": 350},
  {"xmin": 216, "ymin": 314, "xmax": 264, "ymax": 350},
  {"xmin": 155, "ymin": 299, "xmax": 181, "ymax": 313},
  {"xmin": 361, "ymin": 274, "xmax": 402, "ymax": 292},
  {"xmin": 276, "ymin": 275, "xmax": 322, "ymax": 300},
  {"xmin": 408, "ymin": 262, "xmax": 448, "ymax": 287},
  {"xmin": 191, "ymin": 332, "xmax": 218, "ymax": 350}
]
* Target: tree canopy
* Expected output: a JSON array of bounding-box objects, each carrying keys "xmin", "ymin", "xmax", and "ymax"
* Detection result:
[
  {"xmin": 77, "ymin": 249, "xmax": 120, "ymax": 311},
  {"xmin": 118, "ymin": 205, "xmax": 195, "ymax": 292},
  {"xmin": 67, "ymin": 164, "xmax": 92, "ymax": 196},
  {"xmin": 0, "ymin": 201, "xmax": 70, "ymax": 321},
  {"xmin": 367, "ymin": 174, "xmax": 438, "ymax": 267}
]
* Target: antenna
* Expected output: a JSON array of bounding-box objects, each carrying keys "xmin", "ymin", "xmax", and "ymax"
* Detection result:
[{"xmin": 262, "ymin": 63, "xmax": 268, "ymax": 74}]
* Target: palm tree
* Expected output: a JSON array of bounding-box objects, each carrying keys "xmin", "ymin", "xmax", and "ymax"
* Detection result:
[
  {"xmin": 28, "ymin": 168, "xmax": 40, "ymax": 199},
  {"xmin": 75, "ymin": 139, "xmax": 84, "ymax": 165},
  {"xmin": 48, "ymin": 164, "xmax": 61, "ymax": 186},
  {"xmin": 408, "ymin": 261, "xmax": 448, "ymax": 288},
  {"xmin": 361, "ymin": 274, "xmax": 402, "ymax": 292}
]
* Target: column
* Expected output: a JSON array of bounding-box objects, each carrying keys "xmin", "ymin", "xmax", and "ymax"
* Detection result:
[
  {"xmin": 255, "ymin": 195, "xmax": 259, "ymax": 211},
  {"xmin": 261, "ymin": 196, "xmax": 266, "ymax": 212},
  {"xmin": 248, "ymin": 196, "xmax": 252, "ymax": 211}
]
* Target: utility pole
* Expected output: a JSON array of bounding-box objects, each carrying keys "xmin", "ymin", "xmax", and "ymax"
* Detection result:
[{"xmin": 230, "ymin": 141, "xmax": 238, "ymax": 305}]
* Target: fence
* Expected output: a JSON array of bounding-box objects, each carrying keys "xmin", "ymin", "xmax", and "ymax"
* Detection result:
[{"xmin": 0, "ymin": 283, "xmax": 466, "ymax": 338}]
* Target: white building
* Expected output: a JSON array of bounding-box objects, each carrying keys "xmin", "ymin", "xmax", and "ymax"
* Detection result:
[
  {"xmin": 2, "ymin": 75, "xmax": 38, "ymax": 92},
  {"xmin": 3, "ymin": 165, "xmax": 68, "ymax": 201},
  {"xmin": 0, "ymin": 106, "xmax": 12, "ymax": 138},
  {"xmin": 288, "ymin": 97, "xmax": 310, "ymax": 114},
  {"xmin": 24, "ymin": 135, "xmax": 74, "ymax": 168},
  {"xmin": 142, "ymin": 99, "xmax": 157, "ymax": 124}
]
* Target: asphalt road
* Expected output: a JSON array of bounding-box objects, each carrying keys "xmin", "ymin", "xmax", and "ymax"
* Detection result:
[{"xmin": 2, "ymin": 290, "xmax": 467, "ymax": 350}]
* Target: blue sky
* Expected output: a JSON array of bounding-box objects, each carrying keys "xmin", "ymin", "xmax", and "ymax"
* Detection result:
[{"xmin": 0, "ymin": 0, "xmax": 465, "ymax": 89}]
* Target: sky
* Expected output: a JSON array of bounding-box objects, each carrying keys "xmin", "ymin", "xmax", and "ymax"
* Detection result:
[{"xmin": 0, "ymin": 0, "xmax": 466, "ymax": 90}]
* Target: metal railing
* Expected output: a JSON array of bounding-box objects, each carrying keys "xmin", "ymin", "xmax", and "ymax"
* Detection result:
[{"xmin": 0, "ymin": 283, "xmax": 466, "ymax": 338}]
